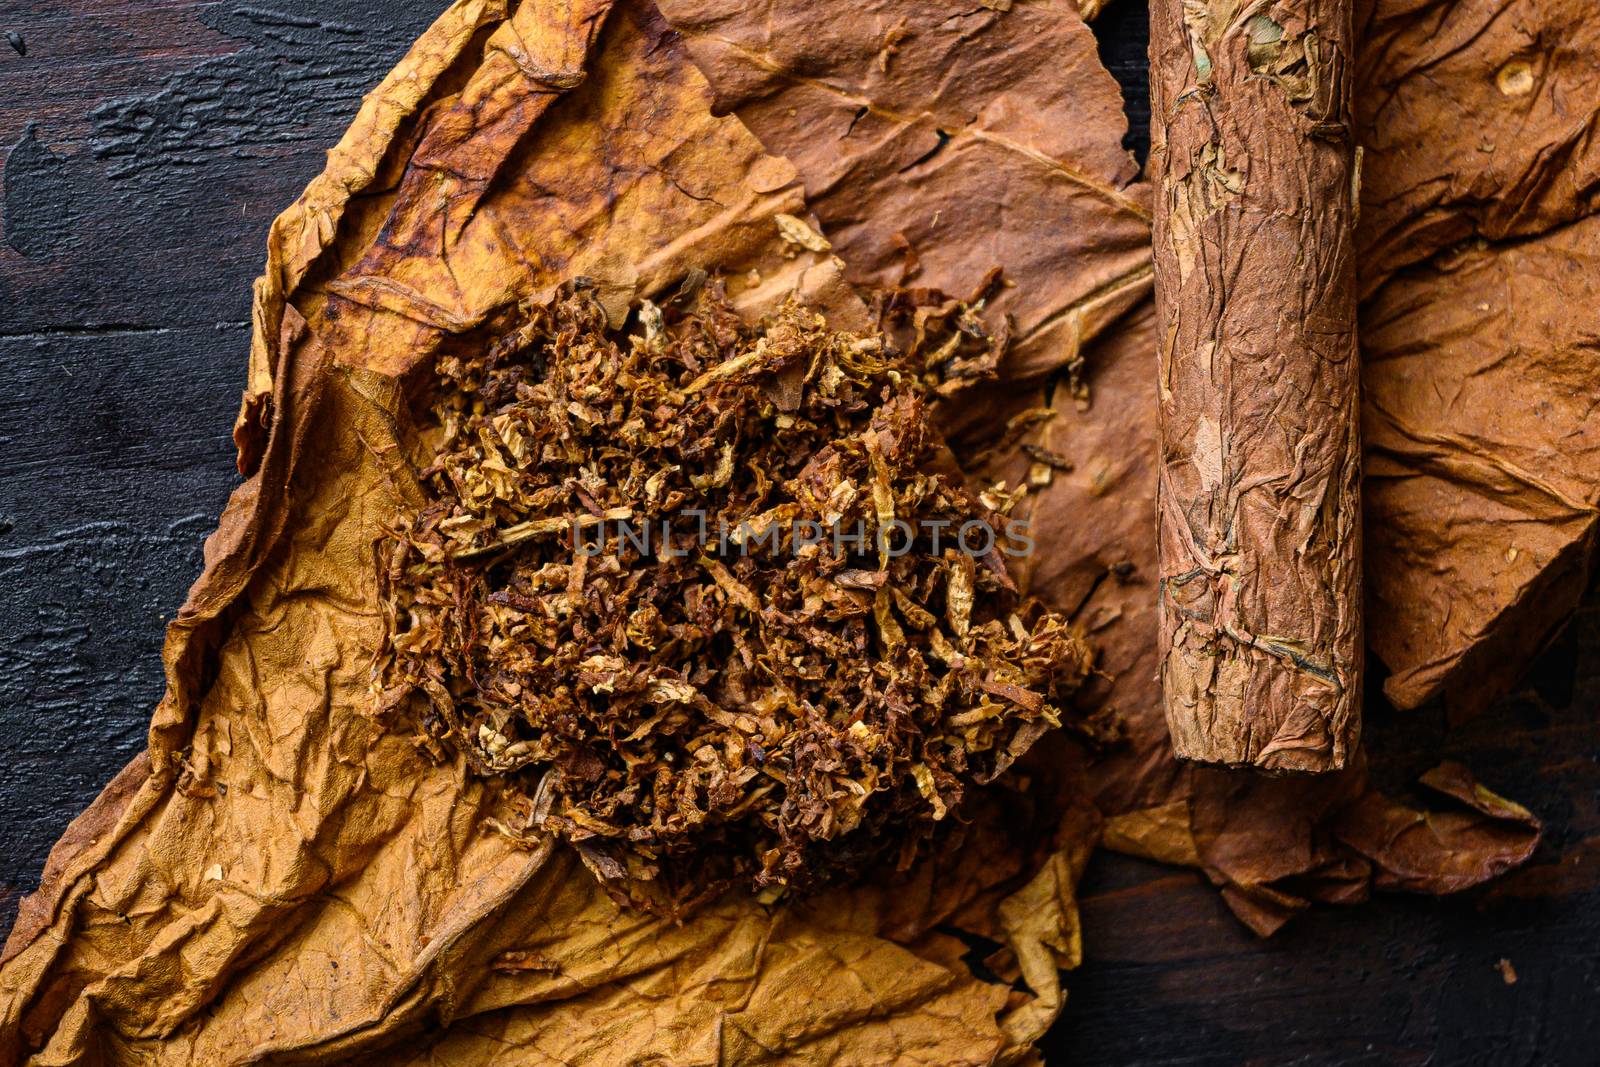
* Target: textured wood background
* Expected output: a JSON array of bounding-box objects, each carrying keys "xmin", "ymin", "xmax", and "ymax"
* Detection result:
[{"xmin": 0, "ymin": 2, "xmax": 1594, "ymax": 1063}]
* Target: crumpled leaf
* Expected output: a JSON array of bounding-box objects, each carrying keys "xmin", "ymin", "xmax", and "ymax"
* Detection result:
[
  {"xmin": 1354, "ymin": 0, "xmax": 1600, "ymax": 711},
  {"xmin": 655, "ymin": 0, "xmax": 1155, "ymax": 385},
  {"xmin": 1363, "ymin": 217, "xmax": 1600, "ymax": 713},
  {"xmin": 325, "ymin": 0, "xmax": 614, "ymax": 331},
  {"xmin": 315, "ymin": 0, "xmax": 845, "ymax": 381},
  {"xmin": 1354, "ymin": 0, "xmax": 1600, "ymax": 294},
  {"xmin": 1334, "ymin": 762, "xmax": 1541, "ymax": 893},
  {"xmin": 234, "ymin": 0, "xmax": 516, "ymax": 474}
]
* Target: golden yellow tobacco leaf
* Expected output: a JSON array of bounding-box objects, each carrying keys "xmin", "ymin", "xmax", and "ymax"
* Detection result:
[
  {"xmin": 316, "ymin": 0, "xmax": 833, "ymax": 380},
  {"xmin": 234, "ymin": 0, "xmax": 519, "ymax": 475}
]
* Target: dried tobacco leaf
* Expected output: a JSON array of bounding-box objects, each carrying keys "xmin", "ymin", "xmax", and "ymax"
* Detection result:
[
  {"xmin": 1150, "ymin": 0, "xmax": 1364, "ymax": 772},
  {"xmin": 1362, "ymin": 217, "xmax": 1600, "ymax": 714},
  {"xmin": 1353, "ymin": 0, "xmax": 1600, "ymax": 713},
  {"xmin": 374, "ymin": 286, "xmax": 1092, "ymax": 911},
  {"xmin": 1332, "ymin": 761, "xmax": 1541, "ymax": 893},
  {"xmin": 301, "ymin": 0, "xmax": 842, "ymax": 386},
  {"xmin": 655, "ymin": 0, "xmax": 1155, "ymax": 388},
  {"xmin": 1353, "ymin": 0, "xmax": 1600, "ymax": 295}
]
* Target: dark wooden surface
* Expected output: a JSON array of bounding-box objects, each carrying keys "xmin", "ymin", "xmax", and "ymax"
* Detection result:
[{"xmin": 0, "ymin": 3, "xmax": 1595, "ymax": 1064}]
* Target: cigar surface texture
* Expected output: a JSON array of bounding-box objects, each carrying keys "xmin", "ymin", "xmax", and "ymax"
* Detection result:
[{"xmin": 1151, "ymin": 0, "xmax": 1363, "ymax": 773}]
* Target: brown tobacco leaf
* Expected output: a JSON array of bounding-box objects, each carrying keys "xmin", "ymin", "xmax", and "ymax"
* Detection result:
[
  {"xmin": 0, "ymin": 1, "xmax": 1113, "ymax": 1063},
  {"xmin": 1149, "ymin": 0, "xmax": 1364, "ymax": 772},
  {"xmin": 324, "ymin": 0, "xmax": 614, "ymax": 327},
  {"xmin": 1362, "ymin": 217, "xmax": 1600, "ymax": 713},
  {"xmin": 1334, "ymin": 762, "xmax": 1541, "ymax": 893},
  {"xmin": 1354, "ymin": 0, "xmax": 1600, "ymax": 294},
  {"xmin": 232, "ymin": 0, "xmax": 518, "ymax": 474},
  {"xmin": 1350, "ymin": 0, "xmax": 1600, "ymax": 713},
  {"xmin": 655, "ymin": 0, "xmax": 1155, "ymax": 386}
]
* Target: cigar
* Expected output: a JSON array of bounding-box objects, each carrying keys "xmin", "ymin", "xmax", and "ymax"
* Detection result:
[{"xmin": 1150, "ymin": 0, "xmax": 1363, "ymax": 773}]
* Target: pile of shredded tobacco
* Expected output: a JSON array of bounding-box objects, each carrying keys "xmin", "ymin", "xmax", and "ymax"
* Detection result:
[{"xmin": 372, "ymin": 284, "xmax": 1092, "ymax": 912}]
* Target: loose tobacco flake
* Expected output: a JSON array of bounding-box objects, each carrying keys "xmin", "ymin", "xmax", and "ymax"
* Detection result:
[{"xmin": 373, "ymin": 285, "xmax": 1091, "ymax": 913}]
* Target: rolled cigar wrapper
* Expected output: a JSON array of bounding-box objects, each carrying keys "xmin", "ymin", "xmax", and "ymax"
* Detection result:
[{"xmin": 1150, "ymin": 0, "xmax": 1363, "ymax": 772}]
